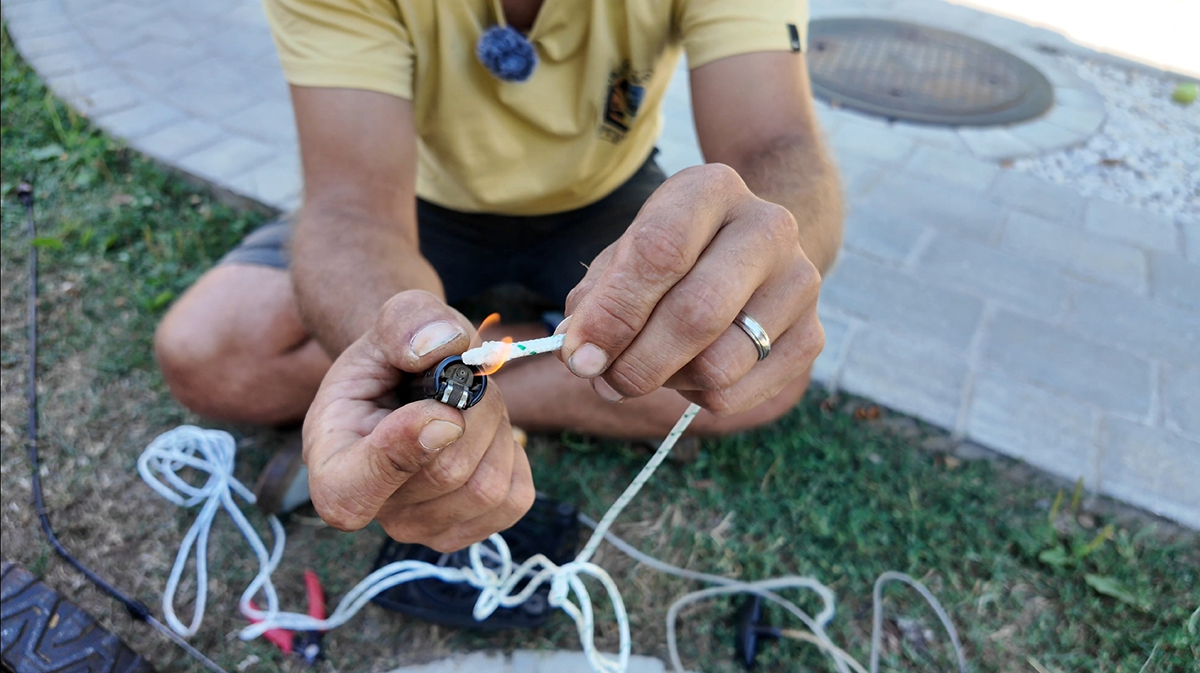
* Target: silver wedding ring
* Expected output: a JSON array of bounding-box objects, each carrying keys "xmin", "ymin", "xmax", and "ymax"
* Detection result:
[{"xmin": 733, "ymin": 311, "xmax": 771, "ymax": 361}]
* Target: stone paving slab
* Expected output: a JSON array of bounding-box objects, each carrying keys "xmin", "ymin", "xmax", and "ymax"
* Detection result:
[
  {"xmin": 1000, "ymin": 211, "xmax": 1148, "ymax": 293},
  {"xmin": 860, "ymin": 173, "xmax": 1006, "ymax": 243},
  {"xmin": 841, "ymin": 205, "xmax": 932, "ymax": 266},
  {"xmin": 912, "ymin": 232, "xmax": 1070, "ymax": 317},
  {"xmin": 1163, "ymin": 364, "xmax": 1200, "ymax": 441},
  {"xmin": 1182, "ymin": 221, "xmax": 1200, "ymax": 265},
  {"xmin": 981, "ymin": 310, "xmax": 1154, "ymax": 418},
  {"xmin": 823, "ymin": 253, "xmax": 986, "ymax": 352},
  {"xmin": 838, "ymin": 324, "xmax": 971, "ymax": 428},
  {"xmin": 903, "ymin": 145, "xmax": 1000, "ymax": 192},
  {"xmin": 1150, "ymin": 254, "xmax": 1200, "ymax": 313},
  {"xmin": 966, "ymin": 371, "xmax": 1102, "ymax": 485},
  {"xmin": 6, "ymin": 0, "xmax": 1197, "ymax": 544},
  {"xmin": 1084, "ymin": 199, "xmax": 1179, "ymax": 254}
]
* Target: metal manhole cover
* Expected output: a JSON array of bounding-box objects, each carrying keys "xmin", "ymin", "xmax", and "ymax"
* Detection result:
[{"xmin": 807, "ymin": 18, "xmax": 1054, "ymax": 126}]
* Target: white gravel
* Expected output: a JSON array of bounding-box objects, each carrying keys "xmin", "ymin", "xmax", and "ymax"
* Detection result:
[{"xmin": 1011, "ymin": 54, "xmax": 1200, "ymax": 226}]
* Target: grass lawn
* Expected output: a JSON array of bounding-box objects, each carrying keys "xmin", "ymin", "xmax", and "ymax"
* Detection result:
[{"xmin": 2, "ymin": 25, "xmax": 1198, "ymax": 673}]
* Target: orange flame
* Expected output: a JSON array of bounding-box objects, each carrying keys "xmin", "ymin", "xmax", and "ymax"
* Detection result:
[
  {"xmin": 475, "ymin": 313, "xmax": 514, "ymax": 376},
  {"xmin": 479, "ymin": 312, "xmax": 501, "ymax": 332},
  {"xmin": 477, "ymin": 337, "xmax": 514, "ymax": 376}
]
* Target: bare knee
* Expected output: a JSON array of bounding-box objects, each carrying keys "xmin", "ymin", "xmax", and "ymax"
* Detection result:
[
  {"xmin": 153, "ymin": 265, "xmax": 322, "ymax": 425},
  {"xmin": 155, "ymin": 306, "xmax": 214, "ymax": 413},
  {"xmin": 155, "ymin": 303, "xmax": 255, "ymax": 421},
  {"xmin": 691, "ymin": 372, "xmax": 810, "ymax": 436}
]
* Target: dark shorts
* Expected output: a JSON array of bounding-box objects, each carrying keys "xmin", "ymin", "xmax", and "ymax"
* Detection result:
[{"xmin": 220, "ymin": 152, "xmax": 667, "ymax": 308}]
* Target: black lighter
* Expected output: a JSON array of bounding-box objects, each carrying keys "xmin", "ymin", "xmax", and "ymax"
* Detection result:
[{"xmin": 399, "ymin": 355, "xmax": 488, "ymax": 410}]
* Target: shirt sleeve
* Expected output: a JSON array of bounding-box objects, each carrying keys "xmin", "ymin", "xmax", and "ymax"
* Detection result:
[
  {"xmin": 263, "ymin": 0, "xmax": 415, "ymax": 99},
  {"xmin": 675, "ymin": 0, "xmax": 809, "ymax": 70}
]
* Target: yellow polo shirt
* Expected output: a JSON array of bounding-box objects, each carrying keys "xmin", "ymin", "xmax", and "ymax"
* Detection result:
[{"xmin": 265, "ymin": 0, "xmax": 809, "ymax": 215}]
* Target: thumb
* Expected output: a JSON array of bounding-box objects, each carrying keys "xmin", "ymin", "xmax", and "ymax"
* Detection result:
[{"xmin": 308, "ymin": 400, "xmax": 464, "ymax": 531}]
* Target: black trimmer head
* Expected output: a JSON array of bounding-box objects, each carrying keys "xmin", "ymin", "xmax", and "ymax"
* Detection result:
[{"xmin": 369, "ymin": 495, "xmax": 578, "ymax": 630}]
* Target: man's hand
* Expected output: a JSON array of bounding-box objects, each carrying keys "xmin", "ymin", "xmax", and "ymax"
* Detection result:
[
  {"xmin": 559, "ymin": 164, "xmax": 825, "ymax": 416},
  {"xmin": 302, "ymin": 291, "xmax": 535, "ymax": 552}
]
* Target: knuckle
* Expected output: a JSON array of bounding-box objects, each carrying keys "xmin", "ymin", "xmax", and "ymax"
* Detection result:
[
  {"xmin": 627, "ymin": 224, "xmax": 692, "ymax": 281},
  {"xmin": 465, "ymin": 469, "xmax": 510, "ymax": 511},
  {"xmin": 423, "ymin": 451, "xmax": 474, "ymax": 494},
  {"xmin": 788, "ymin": 319, "xmax": 826, "ymax": 369},
  {"xmin": 312, "ymin": 495, "xmax": 364, "ymax": 532},
  {"xmin": 380, "ymin": 435, "xmax": 427, "ymax": 476},
  {"xmin": 794, "ymin": 254, "xmax": 820, "ymax": 285},
  {"xmin": 495, "ymin": 509, "xmax": 526, "ymax": 537},
  {"xmin": 588, "ymin": 290, "xmax": 645, "ymax": 342},
  {"xmin": 507, "ymin": 479, "xmax": 536, "ymax": 517},
  {"xmin": 807, "ymin": 320, "xmax": 827, "ymax": 361},
  {"xmin": 426, "ymin": 539, "xmax": 458, "ymax": 554},
  {"xmin": 365, "ymin": 445, "xmax": 417, "ymax": 487},
  {"xmin": 382, "ymin": 452, "xmax": 422, "ymax": 480},
  {"xmin": 691, "ymin": 349, "xmax": 740, "ymax": 391},
  {"xmin": 760, "ymin": 201, "xmax": 796, "ymax": 234},
  {"xmin": 378, "ymin": 289, "xmax": 427, "ymax": 324},
  {"xmin": 699, "ymin": 390, "xmax": 741, "ymax": 418},
  {"xmin": 664, "ymin": 284, "xmax": 727, "ymax": 343},
  {"xmin": 382, "ymin": 519, "xmax": 430, "ymax": 545},
  {"xmin": 428, "ymin": 532, "xmax": 484, "ymax": 554},
  {"xmin": 698, "ymin": 163, "xmax": 743, "ymax": 193},
  {"xmin": 565, "ymin": 283, "xmax": 588, "ymax": 314},
  {"xmin": 785, "ymin": 260, "xmax": 822, "ymax": 306},
  {"xmin": 607, "ymin": 353, "xmax": 663, "ymax": 398}
]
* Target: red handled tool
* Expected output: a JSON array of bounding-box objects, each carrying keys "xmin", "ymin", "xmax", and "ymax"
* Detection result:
[
  {"xmin": 246, "ymin": 569, "xmax": 326, "ymax": 665},
  {"xmin": 247, "ymin": 602, "xmax": 294, "ymax": 654}
]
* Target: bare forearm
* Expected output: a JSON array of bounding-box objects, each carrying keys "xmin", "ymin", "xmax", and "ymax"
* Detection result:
[
  {"xmin": 735, "ymin": 137, "xmax": 843, "ymax": 275},
  {"xmin": 292, "ymin": 203, "xmax": 443, "ymax": 355}
]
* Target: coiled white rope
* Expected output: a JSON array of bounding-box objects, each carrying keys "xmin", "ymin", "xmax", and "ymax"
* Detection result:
[
  {"xmin": 139, "ymin": 404, "xmax": 699, "ymax": 673},
  {"xmin": 139, "ymin": 337, "xmax": 967, "ymax": 673},
  {"xmin": 137, "ymin": 426, "xmax": 286, "ymax": 638}
]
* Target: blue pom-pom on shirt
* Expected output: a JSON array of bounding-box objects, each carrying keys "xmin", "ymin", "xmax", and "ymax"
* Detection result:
[{"xmin": 476, "ymin": 25, "xmax": 537, "ymax": 82}]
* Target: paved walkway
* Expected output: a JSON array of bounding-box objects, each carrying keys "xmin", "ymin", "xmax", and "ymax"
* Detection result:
[
  {"xmin": 944, "ymin": 0, "xmax": 1199, "ymax": 76},
  {"xmin": 4, "ymin": 0, "xmax": 1197, "ymax": 538}
]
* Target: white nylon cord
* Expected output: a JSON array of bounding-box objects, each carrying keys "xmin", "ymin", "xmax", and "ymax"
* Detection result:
[
  {"xmin": 139, "ymin": 336, "xmax": 967, "ymax": 673},
  {"xmin": 139, "ymin": 404, "xmax": 699, "ymax": 673},
  {"xmin": 579, "ymin": 515, "xmax": 967, "ymax": 673},
  {"xmin": 462, "ymin": 334, "xmax": 565, "ymax": 368},
  {"xmin": 138, "ymin": 426, "xmax": 286, "ymax": 638}
]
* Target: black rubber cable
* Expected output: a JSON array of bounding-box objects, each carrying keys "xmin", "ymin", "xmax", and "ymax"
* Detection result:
[
  {"xmin": 20, "ymin": 183, "xmax": 153, "ymax": 620},
  {"xmin": 19, "ymin": 182, "xmax": 229, "ymax": 673}
]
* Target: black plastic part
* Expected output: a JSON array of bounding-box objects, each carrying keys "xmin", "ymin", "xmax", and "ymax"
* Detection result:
[
  {"xmin": 369, "ymin": 495, "xmax": 579, "ymax": 630},
  {"xmin": 0, "ymin": 562, "xmax": 156, "ymax": 673},
  {"xmin": 423, "ymin": 356, "xmax": 487, "ymax": 410},
  {"xmin": 296, "ymin": 631, "xmax": 321, "ymax": 666},
  {"xmin": 734, "ymin": 596, "xmax": 781, "ymax": 670},
  {"xmin": 396, "ymin": 356, "xmax": 489, "ymax": 410}
]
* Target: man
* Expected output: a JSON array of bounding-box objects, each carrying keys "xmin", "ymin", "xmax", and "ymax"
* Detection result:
[{"xmin": 154, "ymin": 0, "xmax": 842, "ymax": 553}]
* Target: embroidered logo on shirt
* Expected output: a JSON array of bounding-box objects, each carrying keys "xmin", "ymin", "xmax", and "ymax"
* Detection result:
[{"xmin": 600, "ymin": 62, "xmax": 650, "ymax": 143}]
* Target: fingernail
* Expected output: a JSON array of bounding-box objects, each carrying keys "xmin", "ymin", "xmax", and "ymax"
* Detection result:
[
  {"xmin": 419, "ymin": 420, "xmax": 463, "ymax": 452},
  {"xmin": 411, "ymin": 321, "xmax": 465, "ymax": 357},
  {"xmin": 568, "ymin": 343, "xmax": 607, "ymax": 377},
  {"xmin": 593, "ymin": 377, "xmax": 624, "ymax": 403},
  {"xmin": 553, "ymin": 315, "xmax": 572, "ymax": 336}
]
